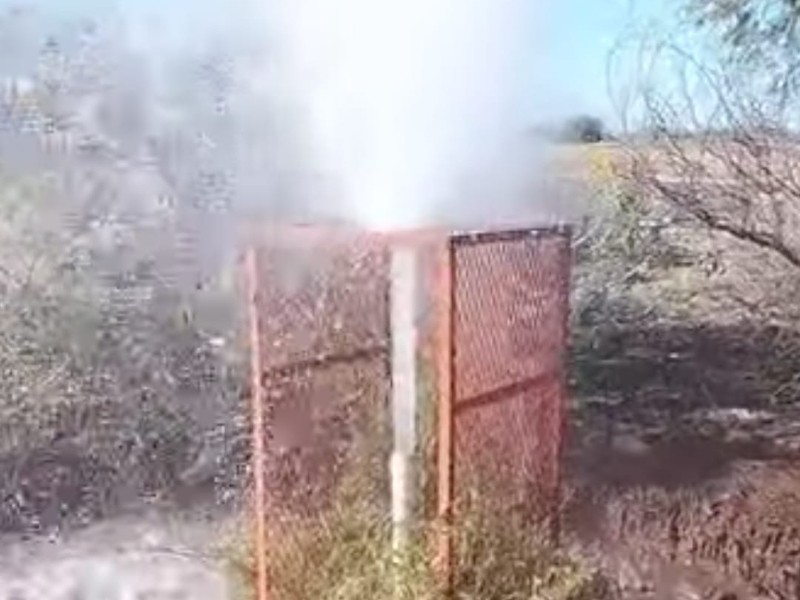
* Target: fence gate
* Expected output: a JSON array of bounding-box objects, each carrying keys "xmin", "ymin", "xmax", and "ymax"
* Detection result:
[
  {"xmin": 245, "ymin": 229, "xmax": 392, "ymax": 600},
  {"xmin": 436, "ymin": 226, "xmax": 572, "ymax": 582},
  {"xmin": 246, "ymin": 224, "xmax": 572, "ymax": 599}
]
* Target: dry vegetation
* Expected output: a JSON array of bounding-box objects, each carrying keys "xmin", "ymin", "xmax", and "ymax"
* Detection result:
[
  {"xmin": 220, "ymin": 312, "xmax": 605, "ymax": 600},
  {"xmin": 8, "ymin": 131, "xmax": 800, "ymax": 599},
  {"xmin": 213, "ymin": 138, "xmax": 800, "ymax": 598},
  {"xmin": 5, "ymin": 130, "xmax": 800, "ymax": 598},
  {"xmin": 0, "ymin": 167, "xmax": 246, "ymax": 534},
  {"xmin": 4, "ymin": 7, "xmax": 800, "ymax": 600},
  {"xmin": 222, "ymin": 419, "xmax": 606, "ymax": 600},
  {"xmin": 0, "ymin": 13, "xmax": 252, "ymax": 539},
  {"xmin": 562, "ymin": 140, "xmax": 800, "ymax": 598}
]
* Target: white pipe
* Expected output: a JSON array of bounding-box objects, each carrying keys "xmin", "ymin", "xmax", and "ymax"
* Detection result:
[{"xmin": 390, "ymin": 245, "xmax": 418, "ymax": 555}]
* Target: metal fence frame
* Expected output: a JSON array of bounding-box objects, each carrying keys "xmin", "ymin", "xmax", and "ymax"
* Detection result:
[
  {"xmin": 435, "ymin": 225, "xmax": 572, "ymax": 588},
  {"xmin": 244, "ymin": 223, "xmax": 572, "ymax": 600},
  {"xmin": 244, "ymin": 228, "xmax": 394, "ymax": 600}
]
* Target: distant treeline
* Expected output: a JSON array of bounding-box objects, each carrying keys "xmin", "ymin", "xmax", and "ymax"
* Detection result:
[
  {"xmin": 531, "ymin": 116, "xmax": 800, "ymax": 145},
  {"xmin": 531, "ymin": 115, "xmax": 609, "ymax": 144}
]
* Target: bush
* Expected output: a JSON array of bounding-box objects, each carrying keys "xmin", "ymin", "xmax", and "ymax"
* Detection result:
[
  {"xmin": 0, "ymin": 166, "xmax": 242, "ymax": 530},
  {"xmin": 560, "ymin": 116, "xmax": 606, "ymax": 144}
]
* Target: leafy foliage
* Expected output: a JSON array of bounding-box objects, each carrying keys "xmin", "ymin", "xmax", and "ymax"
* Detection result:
[{"xmin": 688, "ymin": 0, "xmax": 800, "ymax": 101}]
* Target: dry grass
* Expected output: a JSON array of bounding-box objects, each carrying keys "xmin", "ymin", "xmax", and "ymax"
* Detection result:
[
  {"xmin": 221, "ymin": 370, "xmax": 604, "ymax": 600},
  {"xmin": 222, "ymin": 496, "xmax": 604, "ymax": 600}
]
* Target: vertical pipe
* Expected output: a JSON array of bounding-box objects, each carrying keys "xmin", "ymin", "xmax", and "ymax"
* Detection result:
[
  {"xmin": 435, "ymin": 238, "xmax": 455, "ymax": 593},
  {"xmin": 390, "ymin": 245, "xmax": 418, "ymax": 554},
  {"xmin": 245, "ymin": 246, "xmax": 269, "ymax": 600}
]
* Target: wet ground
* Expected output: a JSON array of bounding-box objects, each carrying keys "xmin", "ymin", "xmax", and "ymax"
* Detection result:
[{"xmin": 0, "ymin": 504, "xmax": 234, "ymax": 600}]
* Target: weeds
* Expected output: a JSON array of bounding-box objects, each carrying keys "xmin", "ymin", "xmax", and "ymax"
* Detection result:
[
  {"xmin": 223, "ymin": 491, "xmax": 602, "ymax": 600},
  {"xmin": 452, "ymin": 499, "xmax": 603, "ymax": 600},
  {"xmin": 222, "ymin": 472, "xmax": 436, "ymax": 600},
  {"xmin": 222, "ymin": 376, "xmax": 602, "ymax": 600}
]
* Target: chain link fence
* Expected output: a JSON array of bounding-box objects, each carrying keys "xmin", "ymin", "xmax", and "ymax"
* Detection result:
[
  {"xmin": 245, "ymin": 227, "xmax": 395, "ymax": 599},
  {"xmin": 245, "ymin": 224, "xmax": 572, "ymax": 599},
  {"xmin": 450, "ymin": 228, "xmax": 571, "ymax": 514}
]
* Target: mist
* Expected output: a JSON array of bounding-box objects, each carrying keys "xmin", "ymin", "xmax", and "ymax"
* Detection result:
[
  {"xmin": 0, "ymin": 0, "xmax": 566, "ymax": 301},
  {"xmin": 0, "ymin": 3, "xmax": 573, "ymax": 586},
  {"xmin": 261, "ymin": 0, "xmax": 548, "ymax": 230}
]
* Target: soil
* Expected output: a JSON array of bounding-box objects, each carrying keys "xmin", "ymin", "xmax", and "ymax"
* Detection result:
[{"xmin": 565, "ymin": 218, "xmax": 800, "ymax": 597}]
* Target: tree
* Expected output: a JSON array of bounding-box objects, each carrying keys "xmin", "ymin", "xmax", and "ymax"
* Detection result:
[
  {"xmin": 611, "ymin": 1, "xmax": 800, "ymax": 287},
  {"xmin": 560, "ymin": 115, "xmax": 606, "ymax": 143},
  {"xmin": 688, "ymin": 0, "xmax": 800, "ymax": 103},
  {"xmin": 690, "ymin": 0, "xmax": 800, "ymax": 49}
]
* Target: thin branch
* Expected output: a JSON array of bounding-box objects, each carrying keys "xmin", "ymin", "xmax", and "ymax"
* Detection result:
[{"xmin": 651, "ymin": 178, "xmax": 800, "ymax": 268}]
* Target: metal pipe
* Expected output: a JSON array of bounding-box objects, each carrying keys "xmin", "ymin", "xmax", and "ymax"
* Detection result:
[{"xmin": 390, "ymin": 245, "xmax": 419, "ymax": 555}]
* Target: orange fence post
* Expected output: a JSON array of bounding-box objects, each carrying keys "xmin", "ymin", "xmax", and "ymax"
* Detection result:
[
  {"xmin": 245, "ymin": 246, "xmax": 269, "ymax": 600},
  {"xmin": 435, "ymin": 238, "xmax": 455, "ymax": 593},
  {"xmin": 554, "ymin": 225, "xmax": 573, "ymax": 544}
]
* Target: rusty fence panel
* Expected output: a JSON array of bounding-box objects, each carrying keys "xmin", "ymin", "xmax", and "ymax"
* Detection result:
[
  {"xmin": 245, "ymin": 224, "xmax": 571, "ymax": 598},
  {"xmin": 245, "ymin": 229, "xmax": 392, "ymax": 600},
  {"xmin": 440, "ymin": 226, "xmax": 572, "ymax": 583}
]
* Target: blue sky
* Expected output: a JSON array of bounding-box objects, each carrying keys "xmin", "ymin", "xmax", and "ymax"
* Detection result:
[
  {"xmin": 173, "ymin": 0, "xmax": 682, "ymax": 129},
  {"xmin": 531, "ymin": 0, "xmax": 677, "ymax": 126}
]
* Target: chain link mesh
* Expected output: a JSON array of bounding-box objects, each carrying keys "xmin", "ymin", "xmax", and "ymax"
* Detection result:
[
  {"xmin": 450, "ymin": 228, "xmax": 571, "ymax": 521},
  {"xmin": 247, "ymin": 225, "xmax": 572, "ymax": 598},
  {"xmin": 247, "ymin": 228, "xmax": 394, "ymax": 596}
]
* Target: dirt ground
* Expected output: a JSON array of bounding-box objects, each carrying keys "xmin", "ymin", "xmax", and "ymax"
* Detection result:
[
  {"xmin": 5, "ymin": 171, "xmax": 800, "ymax": 598},
  {"xmin": 563, "ymin": 203, "xmax": 800, "ymax": 597}
]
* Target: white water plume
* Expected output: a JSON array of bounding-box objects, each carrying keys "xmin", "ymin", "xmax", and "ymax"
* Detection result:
[{"xmin": 260, "ymin": 0, "xmax": 546, "ymax": 230}]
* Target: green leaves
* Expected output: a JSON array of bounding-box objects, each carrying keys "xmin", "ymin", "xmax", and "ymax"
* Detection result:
[{"xmin": 688, "ymin": 0, "xmax": 800, "ymax": 102}]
